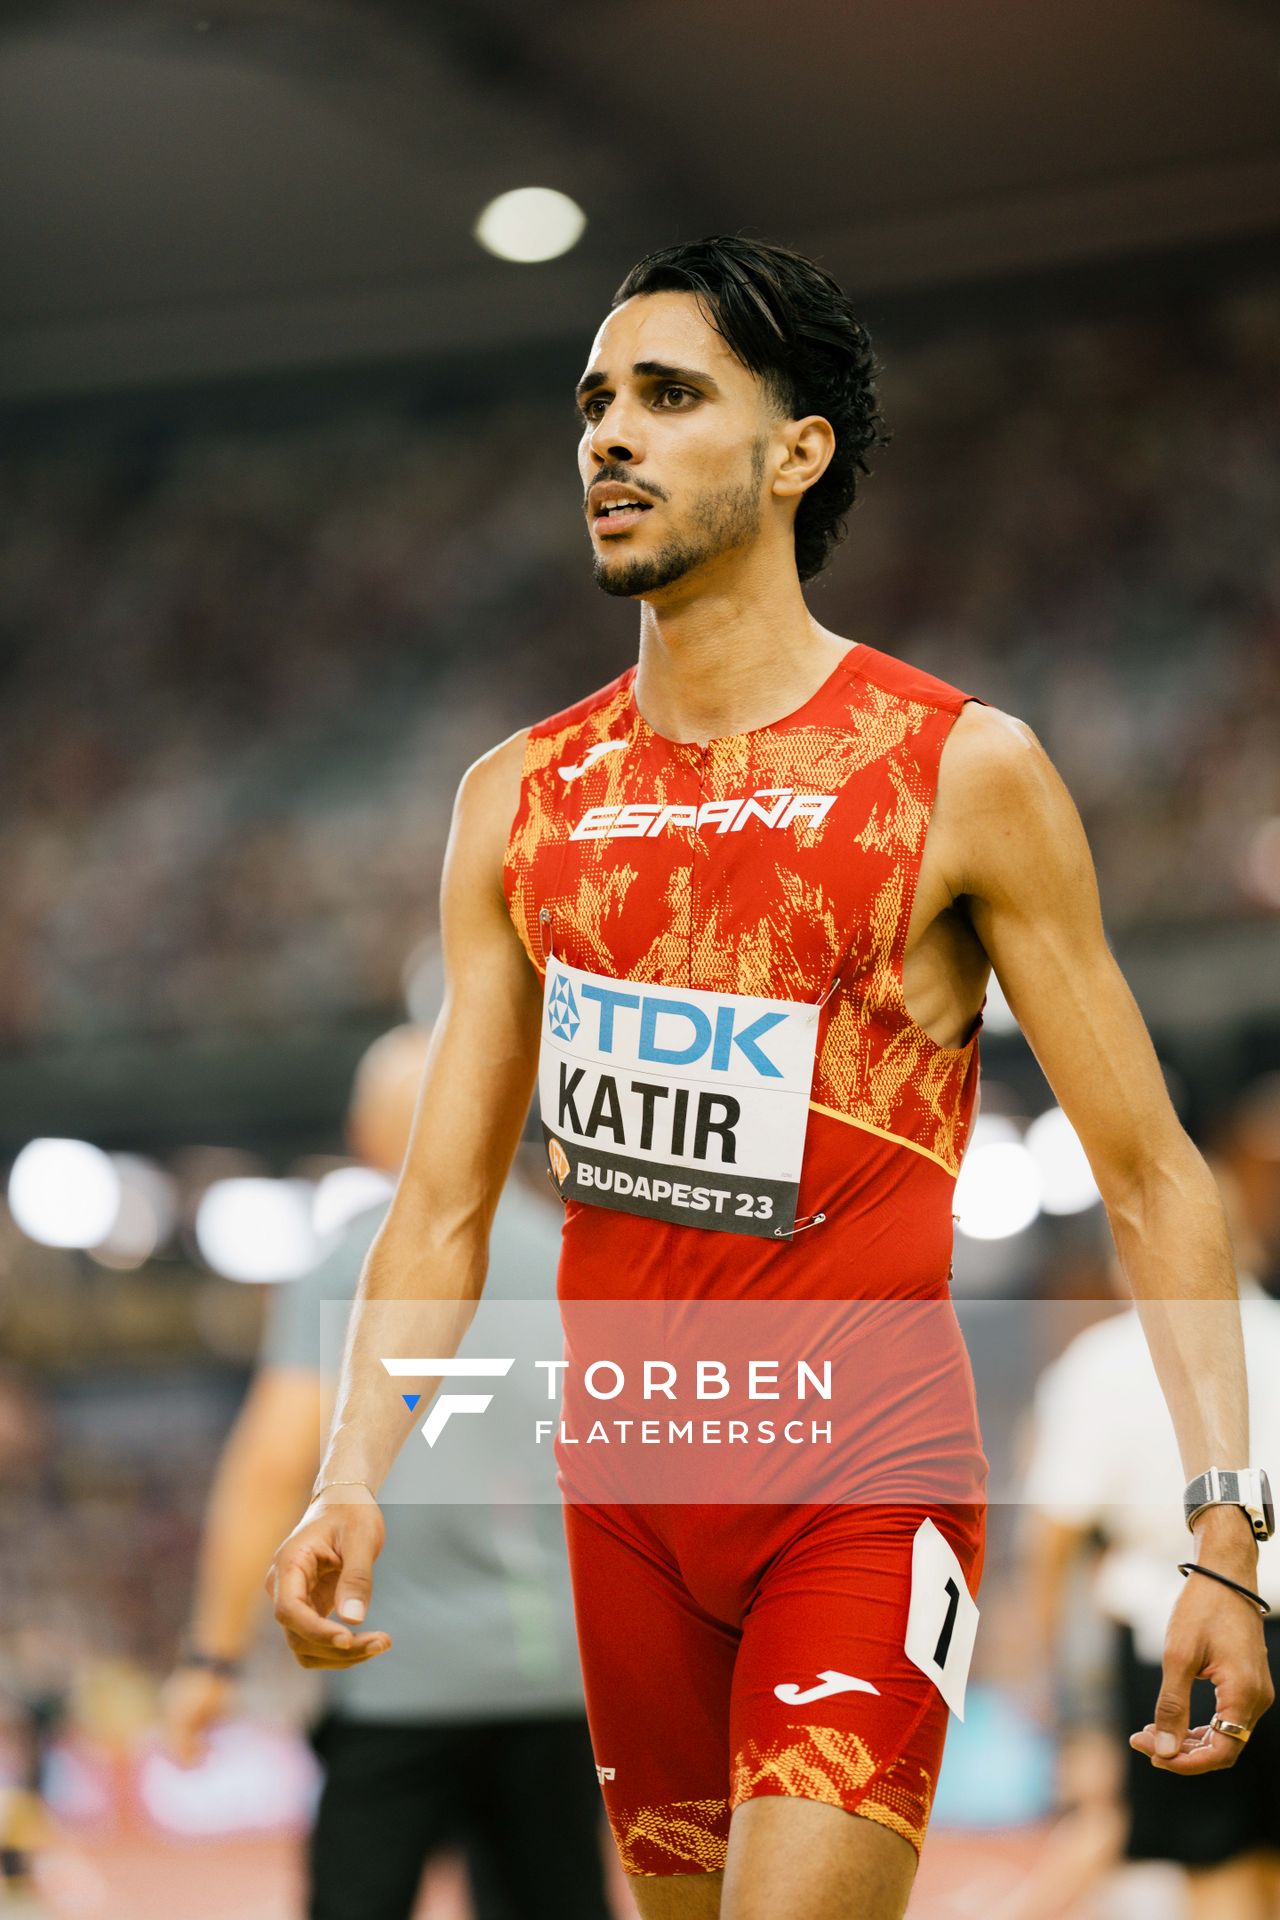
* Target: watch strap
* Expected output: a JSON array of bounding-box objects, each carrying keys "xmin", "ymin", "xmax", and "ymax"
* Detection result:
[{"xmin": 1184, "ymin": 1466, "xmax": 1271, "ymax": 1539}]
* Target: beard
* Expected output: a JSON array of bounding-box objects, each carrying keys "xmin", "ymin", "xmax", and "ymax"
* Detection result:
[{"xmin": 591, "ymin": 440, "xmax": 766, "ymax": 600}]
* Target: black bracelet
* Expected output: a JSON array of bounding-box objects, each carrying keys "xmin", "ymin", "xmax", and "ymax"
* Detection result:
[
  {"xmin": 178, "ymin": 1646, "xmax": 242, "ymax": 1679},
  {"xmin": 1177, "ymin": 1562, "xmax": 1271, "ymax": 1617}
]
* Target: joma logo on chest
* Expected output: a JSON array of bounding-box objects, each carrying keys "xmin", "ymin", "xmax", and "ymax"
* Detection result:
[{"xmin": 570, "ymin": 787, "xmax": 836, "ymax": 841}]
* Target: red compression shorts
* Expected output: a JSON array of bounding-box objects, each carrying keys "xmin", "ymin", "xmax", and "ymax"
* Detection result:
[{"xmin": 563, "ymin": 1496, "xmax": 986, "ymax": 1877}]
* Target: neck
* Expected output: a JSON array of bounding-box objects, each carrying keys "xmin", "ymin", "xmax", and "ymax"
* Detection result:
[{"xmin": 632, "ymin": 548, "xmax": 853, "ymax": 745}]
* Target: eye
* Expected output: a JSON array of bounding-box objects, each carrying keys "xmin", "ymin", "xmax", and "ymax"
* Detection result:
[
  {"xmin": 578, "ymin": 394, "xmax": 609, "ymax": 424},
  {"xmin": 655, "ymin": 384, "xmax": 695, "ymax": 407}
]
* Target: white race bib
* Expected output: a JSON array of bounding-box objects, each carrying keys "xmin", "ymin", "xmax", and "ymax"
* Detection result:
[
  {"xmin": 904, "ymin": 1517, "xmax": 980, "ymax": 1719},
  {"xmin": 539, "ymin": 958, "xmax": 821, "ymax": 1239}
]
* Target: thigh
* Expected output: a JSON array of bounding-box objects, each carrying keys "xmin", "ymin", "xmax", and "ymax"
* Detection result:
[
  {"xmin": 306, "ymin": 1713, "xmax": 462, "ymax": 1920},
  {"xmin": 724, "ymin": 1796, "xmax": 915, "ymax": 1920},
  {"xmin": 728, "ymin": 1504, "xmax": 984, "ymax": 1869},
  {"xmin": 462, "ymin": 1714, "xmax": 612, "ymax": 1920},
  {"xmin": 627, "ymin": 1870, "xmax": 724, "ymax": 1919},
  {"xmin": 565, "ymin": 1501, "xmax": 739, "ymax": 1880}
]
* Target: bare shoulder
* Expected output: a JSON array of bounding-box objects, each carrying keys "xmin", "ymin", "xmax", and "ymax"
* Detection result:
[
  {"xmin": 942, "ymin": 699, "xmax": 1045, "ymax": 795},
  {"xmin": 937, "ymin": 700, "xmax": 1089, "ymax": 902},
  {"xmin": 459, "ymin": 724, "xmax": 530, "ymax": 807},
  {"xmin": 452, "ymin": 726, "xmax": 530, "ymax": 853},
  {"xmin": 438, "ymin": 726, "xmax": 532, "ymax": 932}
]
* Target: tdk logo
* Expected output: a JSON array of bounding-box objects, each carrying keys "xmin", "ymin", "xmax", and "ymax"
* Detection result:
[
  {"xmin": 547, "ymin": 975, "xmax": 580, "ymax": 1042},
  {"xmin": 550, "ymin": 980, "xmax": 786, "ymax": 1080}
]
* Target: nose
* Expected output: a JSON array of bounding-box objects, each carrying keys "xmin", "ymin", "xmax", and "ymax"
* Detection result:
[{"xmin": 587, "ymin": 394, "xmax": 644, "ymax": 469}]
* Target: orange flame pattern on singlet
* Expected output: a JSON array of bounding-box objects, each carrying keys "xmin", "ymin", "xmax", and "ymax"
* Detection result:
[{"xmin": 503, "ymin": 642, "xmax": 986, "ymax": 1179}]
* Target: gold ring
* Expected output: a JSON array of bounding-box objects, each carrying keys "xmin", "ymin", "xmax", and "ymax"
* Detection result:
[{"xmin": 1210, "ymin": 1715, "xmax": 1251, "ymax": 1745}]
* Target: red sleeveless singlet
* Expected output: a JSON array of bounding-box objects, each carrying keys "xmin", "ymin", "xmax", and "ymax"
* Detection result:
[{"xmin": 502, "ymin": 640, "xmax": 986, "ymax": 1305}]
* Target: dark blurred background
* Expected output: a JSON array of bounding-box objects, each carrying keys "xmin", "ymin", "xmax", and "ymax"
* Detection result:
[{"xmin": 1, "ymin": 4, "xmax": 1278, "ymax": 1915}]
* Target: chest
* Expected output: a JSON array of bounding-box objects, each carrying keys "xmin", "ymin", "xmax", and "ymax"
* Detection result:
[{"xmin": 519, "ymin": 715, "xmax": 944, "ymax": 1002}]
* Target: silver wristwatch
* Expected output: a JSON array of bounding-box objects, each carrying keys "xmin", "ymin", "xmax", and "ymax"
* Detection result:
[{"xmin": 1183, "ymin": 1467, "xmax": 1275, "ymax": 1541}]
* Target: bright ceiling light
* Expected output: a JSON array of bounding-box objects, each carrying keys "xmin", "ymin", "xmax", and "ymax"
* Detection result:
[
  {"xmin": 474, "ymin": 187, "xmax": 586, "ymax": 263},
  {"xmin": 195, "ymin": 1178, "xmax": 318, "ymax": 1284},
  {"xmin": 954, "ymin": 1140, "xmax": 1042, "ymax": 1241},
  {"xmin": 9, "ymin": 1138, "xmax": 122, "ymax": 1249},
  {"xmin": 1025, "ymin": 1106, "xmax": 1101, "ymax": 1214}
]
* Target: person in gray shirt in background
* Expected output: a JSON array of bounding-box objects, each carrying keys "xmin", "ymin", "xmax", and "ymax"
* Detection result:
[{"xmin": 161, "ymin": 1026, "xmax": 613, "ymax": 1920}]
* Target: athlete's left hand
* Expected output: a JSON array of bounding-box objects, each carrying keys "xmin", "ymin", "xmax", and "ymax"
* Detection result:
[{"xmin": 1130, "ymin": 1533, "xmax": 1273, "ymax": 1774}]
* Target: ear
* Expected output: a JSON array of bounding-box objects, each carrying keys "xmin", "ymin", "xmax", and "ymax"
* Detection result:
[{"xmin": 772, "ymin": 414, "xmax": 835, "ymax": 501}]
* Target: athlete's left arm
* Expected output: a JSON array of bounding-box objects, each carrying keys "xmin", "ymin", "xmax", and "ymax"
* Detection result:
[{"xmin": 940, "ymin": 700, "xmax": 1274, "ymax": 1774}]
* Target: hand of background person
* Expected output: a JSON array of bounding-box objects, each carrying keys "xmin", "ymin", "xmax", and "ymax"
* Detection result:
[
  {"xmin": 1129, "ymin": 1550, "xmax": 1273, "ymax": 1774},
  {"xmin": 159, "ymin": 1665, "xmax": 234, "ymax": 1768},
  {"xmin": 266, "ymin": 1487, "xmax": 393, "ymax": 1669}
]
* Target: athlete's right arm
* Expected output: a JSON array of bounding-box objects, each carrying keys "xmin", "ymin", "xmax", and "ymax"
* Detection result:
[{"xmin": 267, "ymin": 730, "xmax": 540, "ymax": 1666}]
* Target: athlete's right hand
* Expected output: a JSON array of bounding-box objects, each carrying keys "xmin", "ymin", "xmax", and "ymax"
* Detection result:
[{"xmin": 266, "ymin": 1489, "xmax": 393, "ymax": 1669}]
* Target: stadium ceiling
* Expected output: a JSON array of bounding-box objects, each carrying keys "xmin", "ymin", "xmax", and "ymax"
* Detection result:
[{"xmin": 1, "ymin": 0, "xmax": 1278, "ymax": 401}]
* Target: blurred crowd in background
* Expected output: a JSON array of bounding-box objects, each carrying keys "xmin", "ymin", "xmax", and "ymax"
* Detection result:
[{"xmin": 2, "ymin": 278, "xmax": 1278, "ymax": 1051}]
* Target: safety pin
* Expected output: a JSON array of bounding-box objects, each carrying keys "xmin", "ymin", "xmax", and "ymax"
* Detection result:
[
  {"xmin": 775, "ymin": 1211, "xmax": 827, "ymax": 1239},
  {"xmin": 539, "ymin": 906, "xmax": 554, "ymax": 960},
  {"xmin": 546, "ymin": 1166, "xmax": 569, "ymax": 1205}
]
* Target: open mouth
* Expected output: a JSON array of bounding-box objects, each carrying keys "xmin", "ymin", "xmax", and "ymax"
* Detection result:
[{"xmin": 592, "ymin": 501, "xmax": 655, "ymax": 534}]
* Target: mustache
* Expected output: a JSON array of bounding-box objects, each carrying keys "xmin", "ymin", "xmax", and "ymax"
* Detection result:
[{"xmin": 584, "ymin": 468, "xmax": 668, "ymax": 508}]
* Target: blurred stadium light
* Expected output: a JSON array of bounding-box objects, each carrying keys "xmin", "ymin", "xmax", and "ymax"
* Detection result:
[
  {"xmin": 8, "ymin": 1137, "xmax": 121, "ymax": 1249},
  {"xmin": 194, "ymin": 1176, "xmax": 318, "ymax": 1283},
  {"xmin": 1026, "ymin": 1106, "xmax": 1102, "ymax": 1216},
  {"xmin": 474, "ymin": 186, "xmax": 587, "ymax": 263}
]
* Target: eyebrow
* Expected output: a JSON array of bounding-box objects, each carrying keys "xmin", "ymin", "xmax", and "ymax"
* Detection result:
[{"xmin": 574, "ymin": 360, "xmax": 721, "ymax": 402}]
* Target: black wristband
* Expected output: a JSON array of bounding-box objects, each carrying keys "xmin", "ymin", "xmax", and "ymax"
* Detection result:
[
  {"xmin": 178, "ymin": 1646, "xmax": 242, "ymax": 1679},
  {"xmin": 1177, "ymin": 1562, "xmax": 1271, "ymax": 1617}
]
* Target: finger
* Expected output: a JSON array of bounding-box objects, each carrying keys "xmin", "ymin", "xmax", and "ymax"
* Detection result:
[
  {"xmin": 299, "ymin": 1641, "xmax": 393, "ymax": 1670},
  {"xmin": 1151, "ymin": 1651, "xmax": 1194, "ymax": 1760},
  {"xmin": 1146, "ymin": 1727, "xmax": 1245, "ymax": 1776},
  {"xmin": 1131, "ymin": 1719, "xmax": 1202, "ymax": 1751},
  {"xmin": 1130, "ymin": 1718, "xmax": 1246, "ymax": 1774},
  {"xmin": 333, "ymin": 1559, "xmax": 375, "ymax": 1626},
  {"xmin": 1129, "ymin": 1720, "xmax": 1204, "ymax": 1764},
  {"xmin": 289, "ymin": 1633, "xmax": 392, "ymax": 1669},
  {"xmin": 274, "ymin": 1555, "xmax": 356, "ymax": 1646},
  {"xmin": 282, "ymin": 1625, "xmax": 392, "ymax": 1662}
]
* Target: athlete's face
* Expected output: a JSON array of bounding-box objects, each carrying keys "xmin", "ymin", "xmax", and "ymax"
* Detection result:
[{"xmin": 576, "ymin": 291, "xmax": 779, "ymax": 600}]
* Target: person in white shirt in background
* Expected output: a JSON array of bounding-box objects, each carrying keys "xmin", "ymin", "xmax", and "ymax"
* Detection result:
[{"xmin": 1014, "ymin": 1076, "xmax": 1280, "ymax": 1920}]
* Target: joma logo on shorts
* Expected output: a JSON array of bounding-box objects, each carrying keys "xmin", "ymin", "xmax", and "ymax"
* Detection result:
[{"xmin": 570, "ymin": 787, "xmax": 836, "ymax": 842}]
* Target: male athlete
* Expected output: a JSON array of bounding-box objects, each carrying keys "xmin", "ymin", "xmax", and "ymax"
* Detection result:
[{"xmin": 267, "ymin": 238, "xmax": 1274, "ymax": 1920}]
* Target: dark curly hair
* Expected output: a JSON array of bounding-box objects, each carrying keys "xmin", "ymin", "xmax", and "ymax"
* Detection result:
[{"xmin": 612, "ymin": 235, "xmax": 888, "ymax": 584}]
